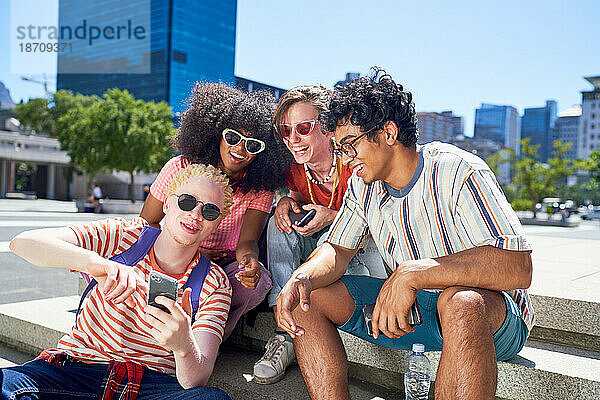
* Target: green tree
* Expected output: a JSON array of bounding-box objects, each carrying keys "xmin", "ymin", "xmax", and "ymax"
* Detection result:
[
  {"xmin": 492, "ymin": 139, "xmax": 577, "ymax": 218},
  {"xmin": 57, "ymin": 89, "xmax": 175, "ymax": 202},
  {"xmin": 14, "ymin": 98, "xmax": 53, "ymax": 134},
  {"xmin": 13, "ymin": 91, "xmax": 98, "ymax": 136}
]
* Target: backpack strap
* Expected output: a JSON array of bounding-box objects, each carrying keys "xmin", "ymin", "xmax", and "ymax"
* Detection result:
[
  {"xmin": 183, "ymin": 254, "xmax": 211, "ymax": 324},
  {"xmin": 75, "ymin": 226, "xmax": 161, "ymax": 327}
]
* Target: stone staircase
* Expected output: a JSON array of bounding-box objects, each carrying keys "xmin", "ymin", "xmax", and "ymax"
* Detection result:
[{"xmin": 0, "ymin": 293, "xmax": 599, "ymax": 399}]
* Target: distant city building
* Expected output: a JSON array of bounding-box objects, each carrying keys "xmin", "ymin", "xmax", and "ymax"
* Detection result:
[
  {"xmin": 553, "ymin": 106, "xmax": 581, "ymax": 161},
  {"xmin": 335, "ymin": 72, "xmax": 360, "ymax": 88},
  {"xmin": 235, "ymin": 77, "xmax": 286, "ymax": 101},
  {"xmin": 416, "ymin": 112, "xmax": 454, "ymax": 143},
  {"xmin": 449, "ymin": 135, "xmax": 510, "ymax": 184},
  {"xmin": 474, "ymin": 103, "xmax": 521, "ymax": 155},
  {"xmin": 578, "ymin": 75, "xmax": 600, "ymax": 159},
  {"xmin": 0, "ymin": 82, "xmax": 16, "ymax": 110},
  {"xmin": 521, "ymin": 100, "xmax": 558, "ymax": 162},
  {"xmin": 57, "ymin": 0, "xmax": 237, "ymax": 114},
  {"xmin": 440, "ymin": 111, "xmax": 464, "ymax": 137}
]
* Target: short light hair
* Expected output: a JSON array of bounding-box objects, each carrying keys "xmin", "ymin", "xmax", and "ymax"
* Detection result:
[
  {"xmin": 273, "ymin": 84, "xmax": 332, "ymax": 138},
  {"xmin": 165, "ymin": 164, "xmax": 233, "ymax": 218}
]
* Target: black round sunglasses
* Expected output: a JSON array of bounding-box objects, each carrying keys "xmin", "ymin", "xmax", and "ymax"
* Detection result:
[{"xmin": 176, "ymin": 194, "xmax": 221, "ymax": 221}]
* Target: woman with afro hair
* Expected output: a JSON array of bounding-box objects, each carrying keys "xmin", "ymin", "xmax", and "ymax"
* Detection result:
[{"xmin": 140, "ymin": 82, "xmax": 291, "ymax": 340}]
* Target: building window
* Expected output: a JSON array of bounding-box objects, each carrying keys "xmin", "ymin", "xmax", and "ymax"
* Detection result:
[
  {"xmin": 593, "ymin": 124, "xmax": 596, "ymax": 130},
  {"xmin": 173, "ymin": 50, "xmax": 187, "ymax": 64},
  {"xmin": 593, "ymin": 113, "xmax": 597, "ymax": 119}
]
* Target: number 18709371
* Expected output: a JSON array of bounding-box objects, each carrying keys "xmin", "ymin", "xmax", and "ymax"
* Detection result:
[{"xmin": 19, "ymin": 42, "xmax": 72, "ymax": 52}]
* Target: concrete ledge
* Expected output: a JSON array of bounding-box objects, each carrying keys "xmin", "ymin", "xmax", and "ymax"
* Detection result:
[
  {"xmin": 2, "ymin": 296, "xmax": 600, "ymax": 399},
  {"xmin": 238, "ymin": 312, "xmax": 600, "ymax": 399},
  {"xmin": 529, "ymin": 294, "xmax": 600, "ymax": 351},
  {"xmin": 75, "ymin": 199, "xmax": 143, "ymax": 214},
  {"xmin": 519, "ymin": 217, "xmax": 580, "ymax": 227}
]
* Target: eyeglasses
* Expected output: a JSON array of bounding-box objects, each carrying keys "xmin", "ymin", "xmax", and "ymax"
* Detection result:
[
  {"xmin": 279, "ymin": 119, "xmax": 319, "ymax": 138},
  {"xmin": 222, "ymin": 128, "xmax": 265, "ymax": 155},
  {"xmin": 176, "ymin": 194, "xmax": 222, "ymax": 221},
  {"xmin": 331, "ymin": 132, "xmax": 368, "ymax": 160}
]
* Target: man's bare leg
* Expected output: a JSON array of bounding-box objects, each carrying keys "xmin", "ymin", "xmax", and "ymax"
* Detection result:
[
  {"xmin": 292, "ymin": 280, "xmax": 355, "ymax": 400},
  {"xmin": 435, "ymin": 286, "xmax": 507, "ymax": 400}
]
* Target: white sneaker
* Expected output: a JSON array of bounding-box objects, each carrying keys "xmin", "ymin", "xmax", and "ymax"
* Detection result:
[{"xmin": 253, "ymin": 334, "xmax": 296, "ymax": 384}]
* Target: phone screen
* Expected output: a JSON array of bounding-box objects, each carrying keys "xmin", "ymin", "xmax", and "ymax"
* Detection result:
[{"xmin": 148, "ymin": 271, "xmax": 178, "ymax": 313}]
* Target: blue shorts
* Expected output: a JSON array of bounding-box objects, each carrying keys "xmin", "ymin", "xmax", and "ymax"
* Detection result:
[{"xmin": 338, "ymin": 276, "xmax": 528, "ymax": 361}]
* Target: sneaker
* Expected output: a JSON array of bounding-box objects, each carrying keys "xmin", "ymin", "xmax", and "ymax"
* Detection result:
[{"xmin": 253, "ymin": 334, "xmax": 296, "ymax": 384}]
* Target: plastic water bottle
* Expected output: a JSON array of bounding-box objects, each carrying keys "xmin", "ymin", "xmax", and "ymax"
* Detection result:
[{"xmin": 404, "ymin": 343, "xmax": 431, "ymax": 400}]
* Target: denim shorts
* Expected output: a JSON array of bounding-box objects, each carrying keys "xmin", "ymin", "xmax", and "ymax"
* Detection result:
[{"xmin": 338, "ymin": 275, "xmax": 528, "ymax": 361}]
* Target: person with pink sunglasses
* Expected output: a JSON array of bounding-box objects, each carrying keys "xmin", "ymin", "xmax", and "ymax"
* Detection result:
[{"xmin": 252, "ymin": 84, "xmax": 387, "ymax": 384}]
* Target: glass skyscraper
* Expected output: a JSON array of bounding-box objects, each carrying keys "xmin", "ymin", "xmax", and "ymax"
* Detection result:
[
  {"xmin": 521, "ymin": 100, "xmax": 558, "ymax": 162},
  {"xmin": 474, "ymin": 103, "xmax": 521, "ymax": 153},
  {"xmin": 57, "ymin": 0, "xmax": 236, "ymax": 114}
]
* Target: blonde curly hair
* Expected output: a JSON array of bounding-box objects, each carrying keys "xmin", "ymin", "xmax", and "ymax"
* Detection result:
[{"xmin": 165, "ymin": 164, "xmax": 233, "ymax": 218}]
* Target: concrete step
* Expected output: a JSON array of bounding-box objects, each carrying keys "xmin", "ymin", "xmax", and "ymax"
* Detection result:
[
  {"xmin": 210, "ymin": 345, "xmax": 398, "ymax": 400},
  {"xmin": 235, "ymin": 312, "xmax": 600, "ymax": 400},
  {"xmin": 529, "ymin": 294, "xmax": 600, "ymax": 352},
  {"xmin": 1, "ymin": 296, "xmax": 599, "ymax": 399}
]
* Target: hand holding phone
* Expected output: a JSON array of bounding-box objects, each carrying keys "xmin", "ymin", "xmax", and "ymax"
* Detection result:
[
  {"xmin": 362, "ymin": 300, "xmax": 422, "ymax": 337},
  {"xmin": 294, "ymin": 209, "xmax": 316, "ymax": 227},
  {"xmin": 148, "ymin": 270, "xmax": 178, "ymax": 314}
]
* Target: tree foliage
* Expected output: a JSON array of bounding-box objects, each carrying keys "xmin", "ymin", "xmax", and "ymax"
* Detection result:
[
  {"xmin": 490, "ymin": 139, "xmax": 577, "ymax": 217},
  {"xmin": 14, "ymin": 98, "xmax": 53, "ymax": 134},
  {"xmin": 56, "ymin": 89, "xmax": 176, "ymax": 201}
]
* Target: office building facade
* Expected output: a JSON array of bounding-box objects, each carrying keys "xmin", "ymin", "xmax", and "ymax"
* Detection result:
[
  {"xmin": 578, "ymin": 76, "xmax": 600, "ymax": 159},
  {"xmin": 416, "ymin": 112, "xmax": 454, "ymax": 144},
  {"xmin": 521, "ymin": 100, "xmax": 558, "ymax": 162},
  {"xmin": 474, "ymin": 103, "xmax": 521, "ymax": 154},
  {"xmin": 552, "ymin": 106, "xmax": 581, "ymax": 161},
  {"xmin": 440, "ymin": 111, "xmax": 464, "ymax": 137},
  {"xmin": 57, "ymin": 0, "xmax": 237, "ymax": 114}
]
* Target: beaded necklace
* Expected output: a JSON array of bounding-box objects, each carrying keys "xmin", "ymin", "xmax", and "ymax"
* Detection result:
[
  {"xmin": 305, "ymin": 157, "xmax": 341, "ymax": 209},
  {"xmin": 304, "ymin": 154, "xmax": 337, "ymax": 185}
]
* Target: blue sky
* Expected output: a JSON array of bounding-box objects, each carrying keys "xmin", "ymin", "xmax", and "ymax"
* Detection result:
[{"xmin": 1, "ymin": 0, "xmax": 599, "ymax": 136}]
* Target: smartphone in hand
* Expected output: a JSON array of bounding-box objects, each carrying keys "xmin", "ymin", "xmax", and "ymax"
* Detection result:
[
  {"xmin": 290, "ymin": 209, "xmax": 316, "ymax": 227},
  {"xmin": 148, "ymin": 270, "xmax": 178, "ymax": 314},
  {"xmin": 362, "ymin": 300, "xmax": 422, "ymax": 337}
]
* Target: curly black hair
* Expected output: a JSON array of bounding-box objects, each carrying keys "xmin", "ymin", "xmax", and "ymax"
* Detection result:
[
  {"xmin": 321, "ymin": 67, "xmax": 419, "ymax": 148},
  {"xmin": 174, "ymin": 82, "xmax": 292, "ymax": 193}
]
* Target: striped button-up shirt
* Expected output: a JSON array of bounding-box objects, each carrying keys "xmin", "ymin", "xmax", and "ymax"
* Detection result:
[{"xmin": 326, "ymin": 142, "xmax": 535, "ymax": 332}]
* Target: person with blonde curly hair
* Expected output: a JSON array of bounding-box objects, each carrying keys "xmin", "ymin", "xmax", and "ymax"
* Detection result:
[{"xmin": 6, "ymin": 164, "xmax": 235, "ymax": 399}]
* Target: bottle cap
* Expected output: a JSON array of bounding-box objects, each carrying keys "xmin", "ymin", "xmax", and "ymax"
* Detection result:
[{"xmin": 412, "ymin": 343, "xmax": 425, "ymax": 353}]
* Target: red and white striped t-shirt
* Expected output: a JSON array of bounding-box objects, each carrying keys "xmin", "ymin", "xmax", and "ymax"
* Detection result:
[
  {"xmin": 150, "ymin": 156, "xmax": 274, "ymax": 251},
  {"xmin": 58, "ymin": 217, "xmax": 232, "ymax": 375}
]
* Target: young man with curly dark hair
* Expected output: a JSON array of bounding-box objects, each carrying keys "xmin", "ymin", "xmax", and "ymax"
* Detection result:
[
  {"xmin": 141, "ymin": 82, "xmax": 291, "ymax": 340},
  {"xmin": 275, "ymin": 68, "xmax": 534, "ymax": 399}
]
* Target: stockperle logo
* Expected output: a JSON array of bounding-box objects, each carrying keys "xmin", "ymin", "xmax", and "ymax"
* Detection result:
[{"xmin": 10, "ymin": 0, "xmax": 151, "ymax": 75}]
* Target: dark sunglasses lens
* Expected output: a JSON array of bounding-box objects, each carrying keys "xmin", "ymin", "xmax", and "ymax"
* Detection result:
[
  {"xmin": 202, "ymin": 203, "xmax": 221, "ymax": 221},
  {"xmin": 245, "ymin": 140, "xmax": 262, "ymax": 154},
  {"xmin": 178, "ymin": 194, "xmax": 197, "ymax": 211},
  {"xmin": 296, "ymin": 122, "xmax": 313, "ymax": 135},
  {"xmin": 280, "ymin": 125, "xmax": 291, "ymax": 137},
  {"xmin": 224, "ymin": 130, "xmax": 241, "ymax": 146}
]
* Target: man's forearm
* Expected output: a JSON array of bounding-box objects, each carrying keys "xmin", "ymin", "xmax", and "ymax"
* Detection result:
[
  {"xmin": 10, "ymin": 228, "xmax": 105, "ymax": 272},
  {"xmin": 402, "ymin": 245, "xmax": 532, "ymax": 292},
  {"xmin": 294, "ymin": 242, "xmax": 356, "ymax": 290},
  {"xmin": 173, "ymin": 332, "xmax": 219, "ymax": 388}
]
